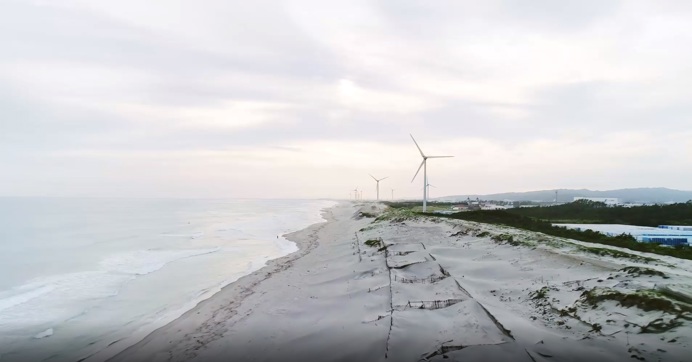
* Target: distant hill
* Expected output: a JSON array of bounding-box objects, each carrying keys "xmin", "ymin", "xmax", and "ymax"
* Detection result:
[{"xmin": 435, "ymin": 188, "xmax": 692, "ymax": 204}]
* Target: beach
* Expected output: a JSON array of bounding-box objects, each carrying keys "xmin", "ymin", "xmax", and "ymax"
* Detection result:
[
  {"xmin": 110, "ymin": 202, "xmax": 692, "ymax": 362},
  {"xmin": 0, "ymin": 198, "xmax": 335, "ymax": 362}
]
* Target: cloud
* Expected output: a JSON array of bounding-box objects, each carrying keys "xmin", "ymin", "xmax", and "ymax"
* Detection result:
[{"xmin": 2, "ymin": 0, "xmax": 692, "ymax": 198}]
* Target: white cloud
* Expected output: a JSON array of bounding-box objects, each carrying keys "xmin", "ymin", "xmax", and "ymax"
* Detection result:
[
  {"xmin": 2, "ymin": 0, "xmax": 692, "ymax": 198},
  {"xmin": 108, "ymin": 100, "xmax": 299, "ymax": 130}
]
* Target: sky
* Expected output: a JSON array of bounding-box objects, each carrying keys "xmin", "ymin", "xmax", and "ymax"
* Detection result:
[{"xmin": 2, "ymin": 0, "xmax": 692, "ymax": 199}]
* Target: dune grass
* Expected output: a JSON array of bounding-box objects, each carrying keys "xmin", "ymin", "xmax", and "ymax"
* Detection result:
[{"xmin": 423, "ymin": 209, "xmax": 692, "ymax": 261}]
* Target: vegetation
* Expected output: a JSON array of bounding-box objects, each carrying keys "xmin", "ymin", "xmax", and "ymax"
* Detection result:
[
  {"xmin": 382, "ymin": 201, "xmax": 457, "ymax": 213},
  {"xmin": 619, "ymin": 266, "xmax": 668, "ymax": 279},
  {"xmin": 579, "ymin": 288, "xmax": 692, "ymax": 333},
  {"xmin": 383, "ymin": 201, "xmax": 456, "ymax": 209},
  {"xmin": 491, "ymin": 233, "xmax": 522, "ymax": 246},
  {"xmin": 509, "ymin": 200, "xmax": 692, "ymax": 226},
  {"xmin": 364, "ymin": 238, "xmax": 383, "ymax": 248},
  {"xmin": 427, "ymin": 209, "xmax": 692, "ymax": 260},
  {"xmin": 580, "ymin": 288, "xmax": 686, "ymax": 313},
  {"xmin": 382, "ymin": 200, "xmax": 692, "ymax": 260},
  {"xmin": 577, "ymin": 246, "xmax": 656, "ymax": 263},
  {"xmin": 359, "ymin": 212, "xmax": 377, "ymax": 218},
  {"xmin": 530, "ymin": 286, "xmax": 550, "ymax": 300}
]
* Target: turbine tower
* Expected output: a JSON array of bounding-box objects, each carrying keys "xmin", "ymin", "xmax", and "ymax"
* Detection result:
[
  {"xmin": 369, "ymin": 174, "xmax": 389, "ymax": 201},
  {"xmin": 391, "ymin": 188, "xmax": 395, "ymax": 200},
  {"xmin": 352, "ymin": 187, "xmax": 359, "ymax": 201},
  {"xmin": 410, "ymin": 134, "xmax": 453, "ymax": 212}
]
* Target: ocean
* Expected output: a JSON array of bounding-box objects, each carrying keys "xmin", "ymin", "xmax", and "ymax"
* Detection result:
[{"xmin": 0, "ymin": 198, "xmax": 336, "ymax": 362}]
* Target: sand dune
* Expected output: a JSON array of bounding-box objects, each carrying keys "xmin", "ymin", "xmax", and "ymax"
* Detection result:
[{"xmin": 110, "ymin": 202, "xmax": 691, "ymax": 362}]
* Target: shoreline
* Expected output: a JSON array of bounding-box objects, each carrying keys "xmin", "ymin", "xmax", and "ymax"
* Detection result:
[
  {"xmin": 107, "ymin": 202, "xmax": 691, "ymax": 362},
  {"xmin": 105, "ymin": 202, "xmax": 342, "ymax": 362}
]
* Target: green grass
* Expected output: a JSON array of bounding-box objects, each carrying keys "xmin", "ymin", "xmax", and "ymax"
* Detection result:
[
  {"xmin": 364, "ymin": 238, "xmax": 383, "ymax": 247},
  {"xmin": 580, "ymin": 288, "xmax": 685, "ymax": 313},
  {"xmin": 491, "ymin": 233, "xmax": 523, "ymax": 246},
  {"xmin": 619, "ymin": 266, "xmax": 668, "ymax": 279},
  {"xmin": 382, "ymin": 201, "xmax": 692, "ymax": 260},
  {"xmin": 576, "ymin": 246, "xmax": 657, "ymax": 263},
  {"xmin": 579, "ymin": 287, "xmax": 692, "ymax": 333},
  {"xmin": 530, "ymin": 286, "xmax": 550, "ymax": 300}
]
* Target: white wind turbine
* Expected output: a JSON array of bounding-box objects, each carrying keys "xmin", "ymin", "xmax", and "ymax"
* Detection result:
[
  {"xmin": 410, "ymin": 134, "xmax": 453, "ymax": 212},
  {"xmin": 426, "ymin": 179, "xmax": 437, "ymax": 197},
  {"xmin": 422, "ymin": 178, "xmax": 436, "ymax": 200},
  {"xmin": 369, "ymin": 174, "xmax": 389, "ymax": 201},
  {"xmin": 352, "ymin": 187, "xmax": 359, "ymax": 201}
]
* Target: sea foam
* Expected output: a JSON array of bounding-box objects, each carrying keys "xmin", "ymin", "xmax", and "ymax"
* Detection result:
[{"xmin": 100, "ymin": 247, "xmax": 221, "ymax": 275}]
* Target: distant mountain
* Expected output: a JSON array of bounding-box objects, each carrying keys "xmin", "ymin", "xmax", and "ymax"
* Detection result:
[{"xmin": 435, "ymin": 188, "xmax": 692, "ymax": 204}]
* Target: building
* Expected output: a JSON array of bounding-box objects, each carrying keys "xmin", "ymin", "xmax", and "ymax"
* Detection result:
[
  {"xmin": 554, "ymin": 223, "xmax": 692, "ymax": 246},
  {"xmin": 659, "ymin": 225, "xmax": 692, "ymax": 232},
  {"xmin": 573, "ymin": 197, "xmax": 620, "ymax": 206},
  {"xmin": 480, "ymin": 204, "xmax": 510, "ymax": 210}
]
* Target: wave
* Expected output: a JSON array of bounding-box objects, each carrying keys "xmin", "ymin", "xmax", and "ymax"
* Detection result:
[
  {"xmin": 0, "ymin": 285, "xmax": 55, "ymax": 314},
  {"xmin": 100, "ymin": 247, "xmax": 221, "ymax": 275},
  {"xmin": 0, "ymin": 199, "xmax": 337, "ymax": 361},
  {"xmin": 0, "ymin": 247, "xmax": 221, "ymax": 325},
  {"xmin": 33, "ymin": 328, "xmax": 53, "ymax": 339}
]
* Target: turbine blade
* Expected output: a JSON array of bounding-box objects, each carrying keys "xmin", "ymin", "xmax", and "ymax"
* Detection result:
[
  {"xmin": 410, "ymin": 134, "xmax": 425, "ymax": 157},
  {"xmin": 379, "ymin": 176, "xmax": 389, "ymax": 181},
  {"xmin": 411, "ymin": 159, "xmax": 425, "ymax": 182},
  {"xmin": 369, "ymin": 174, "xmax": 377, "ymax": 181},
  {"xmin": 427, "ymin": 155, "xmax": 454, "ymax": 158}
]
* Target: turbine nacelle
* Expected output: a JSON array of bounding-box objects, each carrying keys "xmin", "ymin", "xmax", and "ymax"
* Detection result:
[
  {"xmin": 410, "ymin": 135, "xmax": 453, "ymax": 183},
  {"xmin": 369, "ymin": 174, "xmax": 388, "ymax": 200},
  {"xmin": 369, "ymin": 174, "xmax": 389, "ymax": 182}
]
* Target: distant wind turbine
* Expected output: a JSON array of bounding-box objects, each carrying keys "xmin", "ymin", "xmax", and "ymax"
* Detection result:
[
  {"xmin": 391, "ymin": 188, "xmax": 395, "ymax": 200},
  {"xmin": 352, "ymin": 187, "xmax": 359, "ymax": 201},
  {"xmin": 369, "ymin": 174, "xmax": 389, "ymax": 201},
  {"xmin": 422, "ymin": 178, "xmax": 436, "ymax": 200},
  {"xmin": 410, "ymin": 134, "xmax": 453, "ymax": 212}
]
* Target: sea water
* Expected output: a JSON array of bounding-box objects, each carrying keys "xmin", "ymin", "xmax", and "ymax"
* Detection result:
[{"xmin": 0, "ymin": 198, "xmax": 336, "ymax": 362}]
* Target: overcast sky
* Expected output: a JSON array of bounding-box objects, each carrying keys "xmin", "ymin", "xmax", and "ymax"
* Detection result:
[{"xmin": 2, "ymin": 0, "xmax": 691, "ymax": 199}]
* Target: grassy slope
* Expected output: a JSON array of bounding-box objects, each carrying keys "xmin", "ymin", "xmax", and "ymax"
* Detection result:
[{"xmin": 423, "ymin": 209, "xmax": 692, "ymax": 261}]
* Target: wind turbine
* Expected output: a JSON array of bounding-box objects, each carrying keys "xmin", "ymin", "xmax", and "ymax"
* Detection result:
[
  {"xmin": 369, "ymin": 174, "xmax": 389, "ymax": 201},
  {"xmin": 410, "ymin": 134, "xmax": 453, "ymax": 212},
  {"xmin": 352, "ymin": 187, "xmax": 359, "ymax": 201},
  {"xmin": 391, "ymin": 188, "xmax": 395, "ymax": 200},
  {"xmin": 422, "ymin": 178, "xmax": 436, "ymax": 200}
]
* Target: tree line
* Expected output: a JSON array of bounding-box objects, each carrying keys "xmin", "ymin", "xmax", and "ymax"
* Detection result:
[{"xmin": 509, "ymin": 200, "xmax": 692, "ymax": 227}]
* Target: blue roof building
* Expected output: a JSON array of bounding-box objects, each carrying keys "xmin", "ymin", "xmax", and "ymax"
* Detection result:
[{"xmin": 553, "ymin": 224, "xmax": 692, "ymax": 246}]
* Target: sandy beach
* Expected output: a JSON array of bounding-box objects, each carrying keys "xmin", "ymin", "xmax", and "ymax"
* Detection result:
[{"xmin": 109, "ymin": 202, "xmax": 691, "ymax": 362}]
